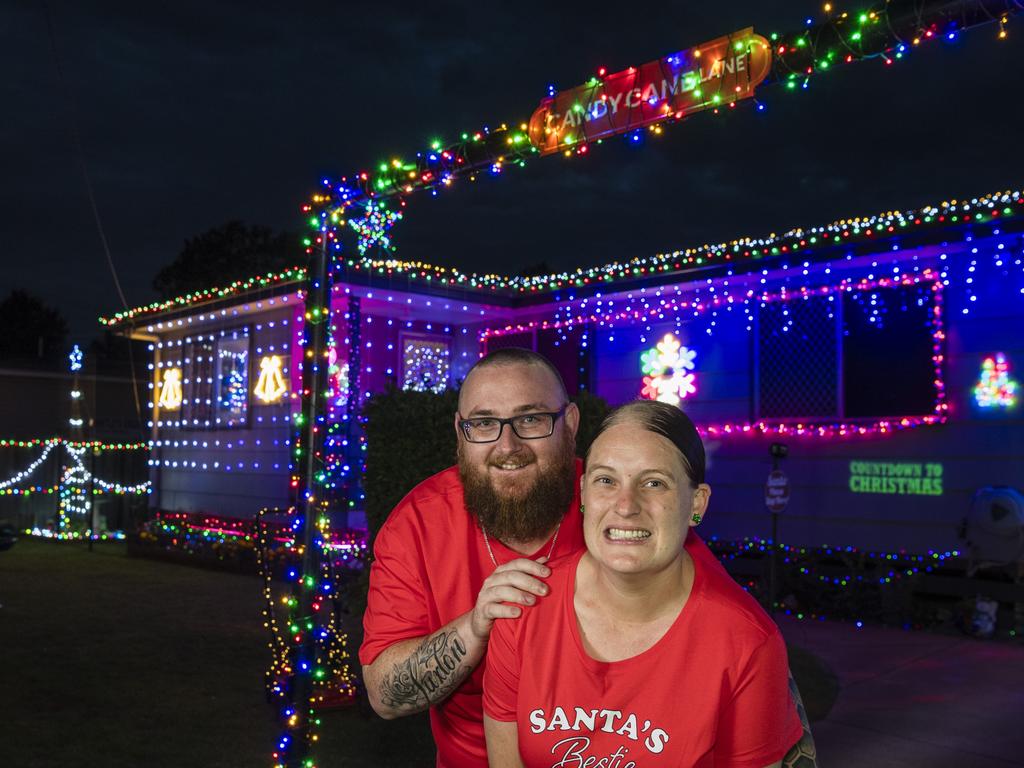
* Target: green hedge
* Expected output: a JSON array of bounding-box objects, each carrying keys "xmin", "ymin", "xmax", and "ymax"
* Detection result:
[
  {"xmin": 363, "ymin": 386, "xmax": 461, "ymax": 548},
  {"xmin": 350, "ymin": 386, "xmax": 608, "ymax": 627}
]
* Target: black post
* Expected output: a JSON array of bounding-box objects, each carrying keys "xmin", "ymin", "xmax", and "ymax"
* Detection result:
[{"xmin": 769, "ymin": 452, "xmax": 779, "ymax": 616}]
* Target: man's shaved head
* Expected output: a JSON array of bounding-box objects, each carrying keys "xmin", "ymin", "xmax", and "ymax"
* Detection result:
[{"xmin": 458, "ymin": 347, "xmax": 569, "ymax": 410}]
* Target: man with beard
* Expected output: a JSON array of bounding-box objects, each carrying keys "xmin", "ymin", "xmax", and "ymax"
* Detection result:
[{"xmin": 360, "ymin": 348, "xmax": 583, "ymax": 768}]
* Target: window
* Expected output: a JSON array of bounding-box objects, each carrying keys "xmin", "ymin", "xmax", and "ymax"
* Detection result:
[
  {"xmin": 756, "ymin": 282, "xmax": 938, "ymax": 421},
  {"xmin": 757, "ymin": 295, "xmax": 839, "ymax": 419},
  {"xmin": 401, "ymin": 336, "xmax": 451, "ymax": 393},
  {"xmin": 183, "ymin": 338, "xmax": 215, "ymax": 426},
  {"xmin": 215, "ymin": 331, "xmax": 251, "ymax": 427}
]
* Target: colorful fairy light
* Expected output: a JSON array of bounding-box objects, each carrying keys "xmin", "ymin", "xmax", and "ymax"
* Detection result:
[
  {"xmin": 485, "ymin": 269, "xmax": 951, "ymax": 438},
  {"xmin": 974, "ymin": 353, "xmax": 1019, "ymax": 408},
  {"xmin": 100, "ymin": 189, "xmax": 1024, "ymax": 328},
  {"xmin": 640, "ymin": 333, "xmax": 697, "ymax": 405}
]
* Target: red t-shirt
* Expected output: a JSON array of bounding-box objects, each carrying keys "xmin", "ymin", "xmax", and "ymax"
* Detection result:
[
  {"xmin": 483, "ymin": 538, "xmax": 802, "ymax": 768},
  {"xmin": 360, "ymin": 463, "xmax": 585, "ymax": 768}
]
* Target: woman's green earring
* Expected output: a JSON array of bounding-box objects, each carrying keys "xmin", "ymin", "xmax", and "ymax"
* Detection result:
[
  {"xmin": 580, "ymin": 503, "xmax": 585, "ymax": 515},
  {"xmin": 691, "ymin": 513, "xmax": 702, "ymax": 525}
]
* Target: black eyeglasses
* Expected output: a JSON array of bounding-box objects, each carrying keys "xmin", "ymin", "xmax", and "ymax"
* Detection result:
[{"xmin": 457, "ymin": 405, "xmax": 568, "ymax": 443}]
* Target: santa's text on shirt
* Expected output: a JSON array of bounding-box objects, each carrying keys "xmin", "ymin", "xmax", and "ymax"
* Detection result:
[{"xmin": 529, "ymin": 706, "xmax": 670, "ymax": 767}]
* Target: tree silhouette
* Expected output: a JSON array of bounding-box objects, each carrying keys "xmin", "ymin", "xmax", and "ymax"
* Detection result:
[
  {"xmin": 0, "ymin": 290, "xmax": 70, "ymax": 362},
  {"xmin": 152, "ymin": 221, "xmax": 301, "ymax": 299}
]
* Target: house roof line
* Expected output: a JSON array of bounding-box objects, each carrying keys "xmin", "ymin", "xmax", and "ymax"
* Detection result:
[{"xmin": 99, "ymin": 186, "xmax": 1023, "ymax": 328}]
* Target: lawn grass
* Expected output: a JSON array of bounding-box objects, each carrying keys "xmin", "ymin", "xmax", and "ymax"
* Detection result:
[
  {"xmin": 1, "ymin": 539, "xmax": 835, "ymax": 767},
  {"xmin": 0, "ymin": 539, "xmax": 434, "ymax": 767}
]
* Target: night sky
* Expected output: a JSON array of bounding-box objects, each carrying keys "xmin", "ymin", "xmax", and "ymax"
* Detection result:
[{"xmin": 5, "ymin": 1, "xmax": 1023, "ymax": 339}]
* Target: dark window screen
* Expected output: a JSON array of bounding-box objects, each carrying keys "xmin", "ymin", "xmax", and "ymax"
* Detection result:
[
  {"xmin": 537, "ymin": 326, "xmax": 584, "ymax": 394},
  {"xmin": 184, "ymin": 339, "xmax": 214, "ymax": 425},
  {"xmin": 842, "ymin": 284, "xmax": 935, "ymax": 417},
  {"xmin": 483, "ymin": 331, "xmax": 533, "ymax": 353},
  {"xmin": 758, "ymin": 296, "xmax": 838, "ymax": 419}
]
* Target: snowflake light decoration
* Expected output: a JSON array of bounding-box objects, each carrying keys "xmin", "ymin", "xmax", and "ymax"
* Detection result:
[
  {"xmin": 347, "ymin": 199, "xmax": 403, "ymax": 256},
  {"xmin": 640, "ymin": 333, "xmax": 697, "ymax": 406}
]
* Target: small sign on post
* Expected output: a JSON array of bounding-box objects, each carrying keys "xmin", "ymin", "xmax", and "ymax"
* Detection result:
[
  {"xmin": 766, "ymin": 443, "xmax": 789, "ymax": 616},
  {"xmin": 764, "ymin": 469, "xmax": 790, "ymax": 513}
]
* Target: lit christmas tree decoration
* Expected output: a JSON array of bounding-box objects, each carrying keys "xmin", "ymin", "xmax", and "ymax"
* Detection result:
[
  {"xmin": 974, "ymin": 353, "xmax": 1019, "ymax": 408},
  {"xmin": 347, "ymin": 199, "xmax": 403, "ymax": 256},
  {"xmin": 69, "ymin": 344, "xmax": 83, "ymax": 372},
  {"xmin": 255, "ymin": 355, "xmax": 289, "ymax": 403},
  {"xmin": 640, "ymin": 333, "xmax": 697, "ymax": 405}
]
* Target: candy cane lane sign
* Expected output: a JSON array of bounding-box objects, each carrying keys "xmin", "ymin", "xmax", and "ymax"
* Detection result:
[{"xmin": 528, "ymin": 27, "xmax": 771, "ymax": 156}]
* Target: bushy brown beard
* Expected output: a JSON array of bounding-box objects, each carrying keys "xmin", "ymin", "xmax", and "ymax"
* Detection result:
[{"xmin": 458, "ymin": 435, "xmax": 576, "ymax": 546}]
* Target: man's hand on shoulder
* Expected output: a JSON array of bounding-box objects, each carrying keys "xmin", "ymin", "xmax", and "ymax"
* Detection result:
[{"xmin": 470, "ymin": 557, "xmax": 551, "ymax": 639}]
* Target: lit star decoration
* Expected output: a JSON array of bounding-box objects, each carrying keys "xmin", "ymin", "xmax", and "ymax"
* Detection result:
[
  {"xmin": 347, "ymin": 199, "xmax": 403, "ymax": 257},
  {"xmin": 974, "ymin": 353, "xmax": 1018, "ymax": 408},
  {"xmin": 158, "ymin": 368, "xmax": 183, "ymax": 410},
  {"xmin": 255, "ymin": 355, "xmax": 289, "ymax": 404},
  {"xmin": 641, "ymin": 333, "xmax": 697, "ymax": 405}
]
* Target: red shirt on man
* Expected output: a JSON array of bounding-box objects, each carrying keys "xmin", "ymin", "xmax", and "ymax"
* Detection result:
[{"xmin": 360, "ymin": 464, "xmax": 585, "ymax": 768}]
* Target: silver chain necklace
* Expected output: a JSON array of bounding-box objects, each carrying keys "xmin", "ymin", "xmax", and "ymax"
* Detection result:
[{"xmin": 482, "ymin": 518, "xmax": 563, "ymax": 569}]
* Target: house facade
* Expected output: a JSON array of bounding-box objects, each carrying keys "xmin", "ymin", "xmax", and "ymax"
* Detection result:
[{"xmin": 104, "ymin": 188, "xmax": 1024, "ymax": 554}]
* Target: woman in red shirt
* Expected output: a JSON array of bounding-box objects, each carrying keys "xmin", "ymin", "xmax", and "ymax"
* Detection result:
[{"xmin": 483, "ymin": 400, "xmax": 801, "ymax": 767}]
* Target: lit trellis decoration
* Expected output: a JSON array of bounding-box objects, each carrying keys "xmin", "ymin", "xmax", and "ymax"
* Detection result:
[
  {"xmin": 347, "ymin": 199, "xmax": 403, "ymax": 256},
  {"xmin": 58, "ymin": 444, "xmax": 91, "ymax": 534},
  {"xmin": 974, "ymin": 353, "xmax": 1018, "ymax": 409},
  {"xmin": 640, "ymin": 333, "xmax": 697, "ymax": 406},
  {"xmin": 402, "ymin": 340, "xmax": 451, "ymax": 393}
]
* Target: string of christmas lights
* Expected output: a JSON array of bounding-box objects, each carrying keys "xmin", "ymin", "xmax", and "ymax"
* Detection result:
[
  {"xmin": 706, "ymin": 536, "xmax": 971, "ymax": 629},
  {"xmin": 101, "ymin": 189, "xmax": 1024, "ymax": 330},
  {"xmin": 0, "ymin": 441, "xmax": 150, "ymax": 496},
  {"xmin": 297, "ymin": 1, "xmax": 1020, "ymax": 268}
]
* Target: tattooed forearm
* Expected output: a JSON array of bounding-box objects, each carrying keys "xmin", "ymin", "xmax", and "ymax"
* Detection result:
[
  {"xmin": 783, "ymin": 671, "xmax": 819, "ymax": 768},
  {"xmin": 378, "ymin": 630, "xmax": 472, "ymax": 712}
]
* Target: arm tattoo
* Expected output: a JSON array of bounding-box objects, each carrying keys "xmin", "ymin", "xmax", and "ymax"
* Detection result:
[
  {"xmin": 378, "ymin": 630, "xmax": 472, "ymax": 712},
  {"xmin": 783, "ymin": 671, "xmax": 819, "ymax": 768}
]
